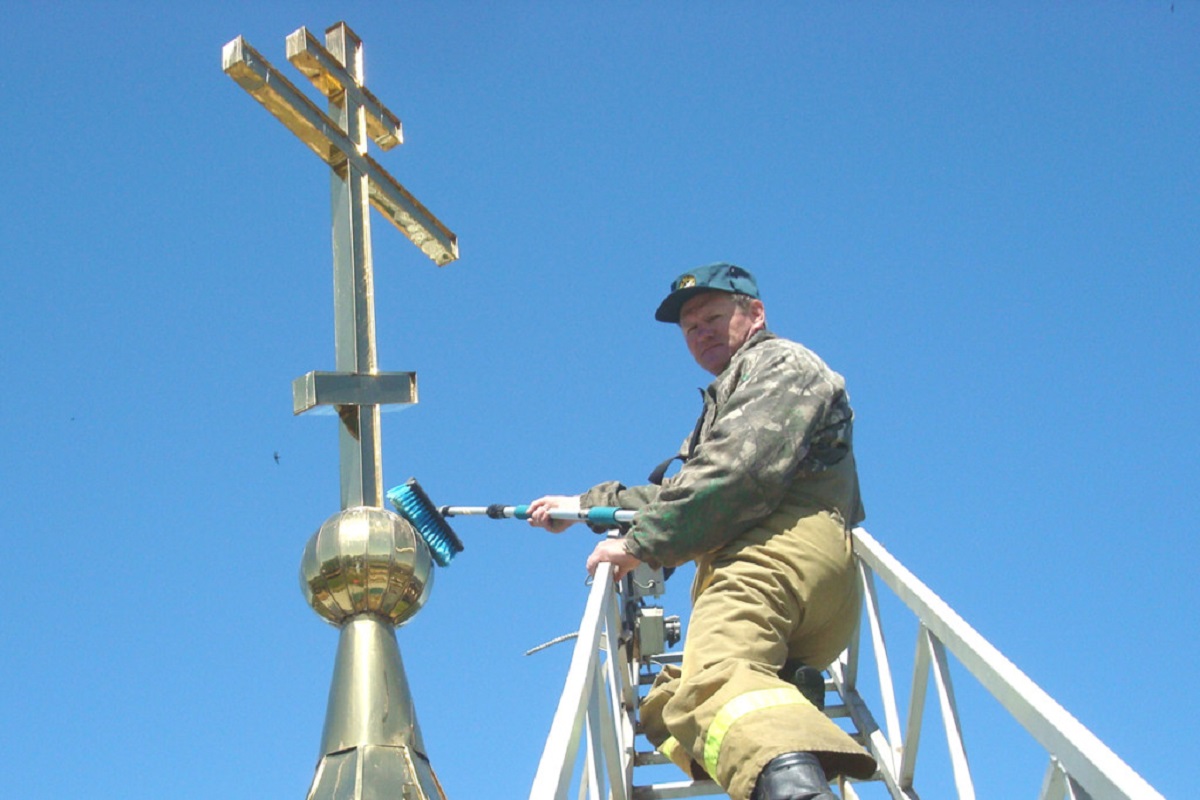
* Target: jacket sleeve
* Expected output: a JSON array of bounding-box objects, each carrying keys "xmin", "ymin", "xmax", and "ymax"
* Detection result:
[
  {"xmin": 579, "ymin": 481, "xmax": 661, "ymax": 511},
  {"xmin": 623, "ymin": 347, "xmax": 834, "ymax": 568}
]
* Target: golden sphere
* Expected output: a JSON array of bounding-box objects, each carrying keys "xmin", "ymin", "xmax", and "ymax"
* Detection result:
[{"xmin": 300, "ymin": 506, "xmax": 434, "ymax": 626}]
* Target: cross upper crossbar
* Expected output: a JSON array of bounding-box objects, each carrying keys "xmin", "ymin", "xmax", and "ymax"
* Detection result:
[
  {"xmin": 286, "ymin": 26, "xmax": 403, "ymax": 151},
  {"xmin": 222, "ymin": 34, "xmax": 457, "ymax": 266}
]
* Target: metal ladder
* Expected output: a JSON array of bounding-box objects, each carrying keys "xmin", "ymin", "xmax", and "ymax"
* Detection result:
[{"xmin": 527, "ymin": 528, "xmax": 1163, "ymax": 800}]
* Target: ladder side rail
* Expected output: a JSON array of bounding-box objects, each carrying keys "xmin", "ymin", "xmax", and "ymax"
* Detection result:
[
  {"xmin": 926, "ymin": 631, "xmax": 976, "ymax": 799},
  {"xmin": 601, "ymin": 590, "xmax": 636, "ymax": 800},
  {"xmin": 592, "ymin": 653, "xmax": 629, "ymax": 800},
  {"xmin": 1039, "ymin": 757, "xmax": 1097, "ymax": 800},
  {"xmin": 850, "ymin": 528, "xmax": 1162, "ymax": 800},
  {"xmin": 1039, "ymin": 758, "xmax": 1069, "ymax": 800},
  {"xmin": 832, "ymin": 565, "xmax": 921, "ymax": 797},
  {"xmin": 898, "ymin": 626, "xmax": 933, "ymax": 790},
  {"xmin": 584, "ymin": 677, "xmax": 607, "ymax": 800},
  {"xmin": 835, "ymin": 559, "xmax": 922, "ymax": 798},
  {"xmin": 1067, "ymin": 775, "xmax": 1094, "ymax": 800},
  {"xmin": 860, "ymin": 562, "xmax": 905, "ymax": 755},
  {"xmin": 842, "ymin": 591, "xmax": 863, "ymax": 690},
  {"xmin": 826, "ymin": 658, "xmax": 920, "ymax": 800},
  {"xmin": 530, "ymin": 562, "xmax": 618, "ymax": 800},
  {"xmin": 581, "ymin": 720, "xmax": 601, "ymax": 800},
  {"xmin": 602, "ymin": 590, "xmax": 633, "ymax": 773}
]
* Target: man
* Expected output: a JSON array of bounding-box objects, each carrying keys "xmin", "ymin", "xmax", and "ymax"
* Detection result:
[{"xmin": 528, "ymin": 263, "xmax": 877, "ymax": 800}]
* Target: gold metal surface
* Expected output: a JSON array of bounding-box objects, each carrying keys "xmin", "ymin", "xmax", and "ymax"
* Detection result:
[
  {"xmin": 221, "ymin": 35, "xmax": 457, "ymax": 266},
  {"xmin": 222, "ymin": 37, "xmax": 345, "ymax": 166},
  {"xmin": 286, "ymin": 25, "xmax": 403, "ymax": 150},
  {"xmin": 300, "ymin": 509, "xmax": 446, "ymax": 799},
  {"xmin": 223, "ymin": 22, "xmax": 453, "ymax": 798},
  {"xmin": 301, "ymin": 507, "xmax": 433, "ymax": 627},
  {"xmin": 292, "ymin": 371, "xmax": 417, "ymax": 416},
  {"xmin": 304, "ymin": 617, "xmax": 447, "ymax": 800}
]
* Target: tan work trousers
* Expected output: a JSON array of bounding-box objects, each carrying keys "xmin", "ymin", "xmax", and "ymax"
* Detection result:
[{"xmin": 639, "ymin": 504, "xmax": 877, "ymax": 800}]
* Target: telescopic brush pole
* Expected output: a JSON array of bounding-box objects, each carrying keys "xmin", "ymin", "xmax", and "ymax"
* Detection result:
[{"xmin": 439, "ymin": 505, "xmax": 637, "ymax": 527}]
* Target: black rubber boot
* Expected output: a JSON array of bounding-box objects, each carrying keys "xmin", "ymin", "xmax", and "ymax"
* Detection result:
[
  {"xmin": 751, "ymin": 752, "xmax": 838, "ymax": 800},
  {"xmin": 783, "ymin": 664, "xmax": 826, "ymax": 711}
]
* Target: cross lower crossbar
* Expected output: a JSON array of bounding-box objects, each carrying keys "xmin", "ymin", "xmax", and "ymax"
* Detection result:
[{"xmin": 292, "ymin": 371, "xmax": 417, "ymax": 415}]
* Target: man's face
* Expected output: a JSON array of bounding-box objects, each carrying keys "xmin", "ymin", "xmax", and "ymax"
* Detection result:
[{"xmin": 679, "ymin": 292, "xmax": 766, "ymax": 375}]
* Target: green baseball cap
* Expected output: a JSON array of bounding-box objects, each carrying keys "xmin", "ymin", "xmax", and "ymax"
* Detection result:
[{"xmin": 654, "ymin": 262, "xmax": 760, "ymax": 323}]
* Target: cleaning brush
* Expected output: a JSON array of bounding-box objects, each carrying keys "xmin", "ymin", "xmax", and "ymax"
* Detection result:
[{"xmin": 386, "ymin": 478, "xmax": 465, "ymax": 568}]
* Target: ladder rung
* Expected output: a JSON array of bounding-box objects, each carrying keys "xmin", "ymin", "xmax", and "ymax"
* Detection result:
[
  {"xmin": 634, "ymin": 750, "xmax": 669, "ymax": 766},
  {"xmin": 823, "ymin": 702, "xmax": 850, "ymax": 718},
  {"xmin": 632, "ymin": 779, "xmax": 723, "ymax": 799}
]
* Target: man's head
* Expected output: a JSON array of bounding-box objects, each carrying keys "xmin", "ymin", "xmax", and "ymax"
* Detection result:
[{"xmin": 656, "ymin": 263, "xmax": 766, "ymax": 375}]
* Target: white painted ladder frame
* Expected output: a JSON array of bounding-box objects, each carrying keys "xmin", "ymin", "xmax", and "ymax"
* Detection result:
[
  {"xmin": 841, "ymin": 528, "xmax": 1163, "ymax": 800},
  {"xmin": 529, "ymin": 529, "xmax": 1164, "ymax": 800},
  {"xmin": 529, "ymin": 562, "xmax": 635, "ymax": 800}
]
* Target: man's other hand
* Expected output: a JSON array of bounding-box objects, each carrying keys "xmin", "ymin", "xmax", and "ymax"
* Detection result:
[
  {"xmin": 527, "ymin": 495, "xmax": 581, "ymax": 533},
  {"xmin": 587, "ymin": 537, "xmax": 642, "ymax": 581}
]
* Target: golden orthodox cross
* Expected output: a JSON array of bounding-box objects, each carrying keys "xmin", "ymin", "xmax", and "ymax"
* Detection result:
[{"xmin": 223, "ymin": 22, "xmax": 458, "ymax": 509}]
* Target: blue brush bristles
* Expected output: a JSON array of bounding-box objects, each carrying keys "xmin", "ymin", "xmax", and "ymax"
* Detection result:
[{"xmin": 387, "ymin": 479, "xmax": 464, "ymax": 567}]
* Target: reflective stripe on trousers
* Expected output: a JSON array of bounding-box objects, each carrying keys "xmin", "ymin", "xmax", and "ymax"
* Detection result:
[{"xmin": 703, "ymin": 687, "xmax": 806, "ymax": 779}]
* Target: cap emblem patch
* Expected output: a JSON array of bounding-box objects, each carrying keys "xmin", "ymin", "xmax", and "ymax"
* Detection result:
[{"xmin": 677, "ymin": 274, "xmax": 696, "ymax": 289}]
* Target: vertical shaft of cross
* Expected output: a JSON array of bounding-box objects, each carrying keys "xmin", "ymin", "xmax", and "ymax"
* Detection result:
[{"xmin": 326, "ymin": 24, "xmax": 384, "ymax": 510}]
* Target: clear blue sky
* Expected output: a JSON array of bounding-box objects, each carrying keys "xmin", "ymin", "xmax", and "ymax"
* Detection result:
[{"xmin": 1, "ymin": 3, "xmax": 1195, "ymax": 798}]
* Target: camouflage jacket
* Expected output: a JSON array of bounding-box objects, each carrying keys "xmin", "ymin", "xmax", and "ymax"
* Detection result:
[{"xmin": 580, "ymin": 329, "xmax": 864, "ymax": 569}]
